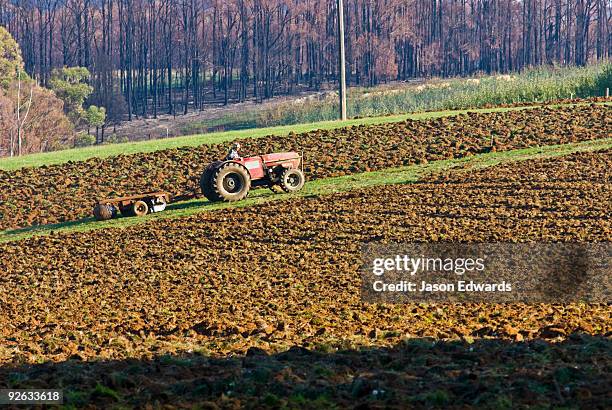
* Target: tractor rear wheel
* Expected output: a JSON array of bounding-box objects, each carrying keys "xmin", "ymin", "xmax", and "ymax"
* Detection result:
[
  {"xmin": 200, "ymin": 161, "xmax": 223, "ymax": 201},
  {"xmin": 132, "ymin": 200, "xmax": 149, "ymax": 217},
  {"xmin": 93, "ymin": 204, "xmax": 114, "ymax": 221},
  {"xmin": 211, "ymin": 162, "xmax": 251, "ymax": 202},
  {"xmin": 280, "ymin": 169, "xmax": 305, "ymax": 193}
]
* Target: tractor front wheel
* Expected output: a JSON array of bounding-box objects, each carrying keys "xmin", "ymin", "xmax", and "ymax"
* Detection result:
[
  {"xmin": 280, "ymin": 169, "xmax": 305, "ymax": 193},
  {"xmin": 211, "ymin": 162, "xmax": 251, "ymax": 202}
]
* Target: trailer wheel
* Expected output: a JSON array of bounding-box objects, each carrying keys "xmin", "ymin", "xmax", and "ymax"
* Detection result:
[
  {"xmin": 132, "ymin": 200, "xmax": 149, "ymax": 217},
  {"xmin": 200, "ymin": 161, "xmax": 223, "ymax": 202},
  {"xmin": 280, "ymin": 169, "xmax": 305, "ymax": 193},
  {"xmin": 93, "ymin": 204, "xmax": 114, "ymax": 221},
  {"xmin": 150, "ymin": 196, "xmax": 167, "ymax": 213},
  {"xmin": 211, "ymin": 162, "xmax": 251, "ymax": 202}
]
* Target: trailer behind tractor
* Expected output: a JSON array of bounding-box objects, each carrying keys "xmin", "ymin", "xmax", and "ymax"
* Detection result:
[
  {"xmin": 93, "ymin": 192, "xmax": 170, "ymax": 221},
  {"xmin": 92, "ymin": 151, "xmax": 305, "ymax": 221}
]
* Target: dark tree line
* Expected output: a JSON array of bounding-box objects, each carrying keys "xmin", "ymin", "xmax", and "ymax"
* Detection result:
[{"xmin": 1, "ymin": 0, "xmax": 610, "ymax": 122}]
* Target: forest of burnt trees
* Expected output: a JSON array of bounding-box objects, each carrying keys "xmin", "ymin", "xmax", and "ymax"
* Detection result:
[{"xmin": 1, "ymin": 0, "xmax": 610, "ymax": 122}]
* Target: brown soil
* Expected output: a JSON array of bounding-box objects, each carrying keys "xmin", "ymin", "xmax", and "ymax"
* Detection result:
[{"xmin": 0, "ymin": 149, "xmax": 610, "ymax": 407}]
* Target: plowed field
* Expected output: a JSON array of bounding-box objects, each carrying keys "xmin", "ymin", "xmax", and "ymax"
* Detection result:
[
  {"xmin": 0, "ymin": 149, "xmax": 610, "ymax": 407},
  {"xmin": 0, "ymin": 149, "xmax": 609, "ymax": 349},
  {"xmin": 0, "ymin": 104, "xmax": 609, "ymax": 231}
]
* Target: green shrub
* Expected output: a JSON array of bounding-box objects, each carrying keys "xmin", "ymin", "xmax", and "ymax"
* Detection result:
[
  {"xmin": 64, "ymin": 390, "xmax": 89, "ymax": 408},
  {"xmin": 591, "ymin": 63, "xmax": 612, "ymax": 96},
  {"xmin": 416, "ymin": 389, "xmax": 451, "ymax": 406},
  {"xmin": 91, "ymin": 383, "xmax": 120, "ymax": 401},
  {"xmin": 104, "ymin": 134, "xmax": 129, "ymax": 144},
  {"xmin": 74, "ymin": 132, "xmax": 95, "ymax": 147}
]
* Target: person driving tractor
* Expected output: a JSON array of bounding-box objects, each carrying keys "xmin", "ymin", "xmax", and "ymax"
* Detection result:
[{"xmin": 226, "ymin": 142, "xmax": 242, "ymax": 161}]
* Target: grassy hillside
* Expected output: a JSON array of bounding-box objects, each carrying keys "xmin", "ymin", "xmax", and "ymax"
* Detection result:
[{"xmin": 0, "ymin": 102, "xmax": 604, "ymax": 171}]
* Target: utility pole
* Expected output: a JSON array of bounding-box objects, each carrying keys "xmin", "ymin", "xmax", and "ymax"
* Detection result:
[{"xmin": 337, "ymin": 0, "xmax": 347, "ymax": 121}]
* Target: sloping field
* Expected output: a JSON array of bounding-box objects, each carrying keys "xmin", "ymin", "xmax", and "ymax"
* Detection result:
[
  {"xmin": 1, "ymin": 149, "xmax": 609, "ymax": 361},
  {"xmin": 0, "ymin": 104, "xmax": 609, "ymax": 231},
  {"xmin": 0, "ymin": 150, "xmax": 612, "ymax": 400},
  {"xmin": 0, "ymin": 149, "xmax": 610, "ymax": 407}
]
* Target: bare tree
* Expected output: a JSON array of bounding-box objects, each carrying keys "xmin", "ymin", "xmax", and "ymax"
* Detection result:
[{"xmin": 14, "ymin": 69, "xmax": 34, "ymax": 157}]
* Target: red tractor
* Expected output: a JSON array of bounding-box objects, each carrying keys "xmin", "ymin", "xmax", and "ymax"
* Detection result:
[{"xmin": 200, "ymin": 152, "xmax": 306, "ymax": 202}]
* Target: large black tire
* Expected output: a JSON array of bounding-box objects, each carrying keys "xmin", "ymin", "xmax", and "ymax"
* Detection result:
[
  {"xmin": 120, "ymin": 206, "xmax": 134, "ymax": 217},
  {"xmin": 210, "ymin": 162, "xmax": 251, "ymax": 202},
  {"xmin": 132, "ymin": 200, "xmax": 149, "ymax": 217},
  {"xmin": 200, "ymin": 161, "xmax": 223, "ymax": 201},
  {"xmin": 279, "ymin": 168, "xmax": 305, "ymax": 193},
  {"xmin": 93, "ymin": 204, "xmax": 114, "ymax": 221}
]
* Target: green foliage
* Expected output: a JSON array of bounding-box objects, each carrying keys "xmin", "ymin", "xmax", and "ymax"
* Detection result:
[
  {"xmin": 314, "ymin": 365, "xmax": 335, "ymax": 377},
  {"xmin": 64, "ymin": 390, "xmax": 89, "ymax": 407},
  {"xmin": 0, "ymin": 35, "xmax": 73, "ymax": 156},
  {"xmin": 0, "ymin": 26, "xmax": 26, "ymax": 89},
  {"xmin": 104, "ymin": 134, "xmax": 129, "ymax": 145},
  {"xmin": 255, "ymin": 64, "xmax": 612, "ymax": 127},
  {"xmin": 7, "ymin": 372, "xmax": 28, "ymax": 387},
  {"xmin": 162, "ymin": 64, "xmax": 612, "ymax": 137},
  {"xmin": 85, "ymin": 105, "xmax": 106, "ymax": 128},
  {"xmin": 492, "ymin": 395, "xmax": 513, "ymax": 410},
  {"xmin": 263, "ymin": 393, "xmax": 282, "ymax": 407},
  {"xmin": 590, "ymin": 64, "xmax": 612, "ymax": 96},
  {"xmin": 74, "ymin": 132, "xmax": 96, "ymax": 147},
  {"xmin": 52, "ymin": 66, "xmax": 91, "ymax": 84},
  {"xmin": 553, "ymin": 367, "xmax": 581, "ymax": 385},
  {"xmin": 91, "ymin": 383, "xmax": 120, "ymax": 401},
  {"xmin": 415, "ymin": 389, "xmax": 451, "ymax": 405},
  {"xmin": 49, "ymin": 67, "xmax": 94, "ymax": 124}
]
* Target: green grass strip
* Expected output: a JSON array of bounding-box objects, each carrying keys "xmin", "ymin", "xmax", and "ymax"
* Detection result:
[{"xmin": 1, "ymin": 138, "xmax": 609, "ymax": 243}]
